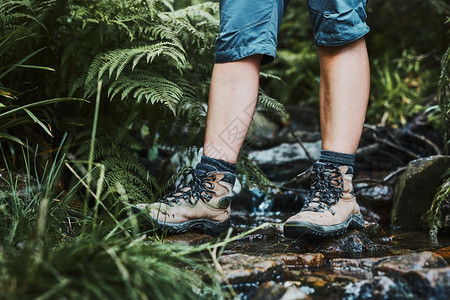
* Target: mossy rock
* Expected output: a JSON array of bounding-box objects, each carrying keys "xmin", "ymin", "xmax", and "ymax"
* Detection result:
[{"xmin": 391, "ymin": 156, "xmax": 450, "ymax": 229}]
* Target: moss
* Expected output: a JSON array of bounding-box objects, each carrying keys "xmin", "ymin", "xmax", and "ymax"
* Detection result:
[{"xmin": 427, "ymin": 176, "xmax": 450, "ymax": 237}]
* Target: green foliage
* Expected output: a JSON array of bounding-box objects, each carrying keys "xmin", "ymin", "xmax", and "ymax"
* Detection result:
[
  {"xmin": 0, "ymin": 144, "xmax": 67, "ymax": 245},
  {"xmin": 236, "ymin": 153, "xmax": 278, "ymax": 194},
  {"xmin": 438, "ymin": 42, "xmax": 450, "ymax": 149},
  {"xmin": 368, "ymin": 50, "xmax": 428, "ymax": 125},
  {"xmin": 72, "ymin": 134, "xmax": 159, "ymax": 205},
  {"xmin": 0, "ymin": 0, "xmax": 285, "ymax": 192},
  {"xmin": 0, "ymin": 237, "xmax": 223, "ymax": 300},
  {"xmin": 261, "ymin": 0, "xmax": 319, "ymax": 104},
  {"xmin": 1, "ymin": 0, "xmax": 218, "ymax": 127},
  {"xmin": 0, "ymin": 3, "xmax": 230, "ymax": 297},
  {"xmin": 0, "ymin": 32, "xmax": 81, "ymax": 146},
  {"xmin": 0, "ymin": 144, "xmax": 225, "ymax": 300},
  {"xmin": 65, "ymin": 0, "xmax": 219, "ymax": 118},
  {"xmin": 356, "ymin": 0, "xmax": 448, "ymax": 126},
  {"xmin": 257, "ymin": 88, "xmax": 287, "ymax": 119}
]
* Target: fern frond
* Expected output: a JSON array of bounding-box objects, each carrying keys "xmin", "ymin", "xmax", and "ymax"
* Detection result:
[
  {"xmin": 236, "ymin": 153, "xmax": 279, "ymax": 194},
  {"xmin": 107, "ymin": 72, "xmax": 182, "ymax": 112},
  {"xmin": 85, "ymin": 42, "xmax": 186, "ymax": 84},
  {"xmin": 257, "ymin": 89, "xmax": 287, "ymax": 118},
  {"xmin": 73, "ymin": 136, "xmax": 158, "ymax": 204}
]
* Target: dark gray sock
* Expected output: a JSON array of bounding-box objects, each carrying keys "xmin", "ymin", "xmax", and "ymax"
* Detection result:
[
  {"xmin": 195, "ymin": 155, "xmax": 237, "ymax": 174},
  {"xmin": 319, "ymin": 150, "xmax": 355, "ymax": 167}
]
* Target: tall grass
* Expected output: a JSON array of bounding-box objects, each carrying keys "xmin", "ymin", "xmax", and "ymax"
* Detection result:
[
  {"xmin": 0, "ymin": 140, "xmax": 226, "ymax": 299},
  {"xmin": 0, "ymin": 85, "xmax": 226, "ymax": 299}
]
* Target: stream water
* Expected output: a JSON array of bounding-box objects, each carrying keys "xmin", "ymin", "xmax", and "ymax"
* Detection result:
[
  {"xmin": 213, "ymin": 211, "xmax": 450, "ymax": 299},
  {"xmin": 230, "ymin": 212, "xmax": 450, "ymax": 259}
]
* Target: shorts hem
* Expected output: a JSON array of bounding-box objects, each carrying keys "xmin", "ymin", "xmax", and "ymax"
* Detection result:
[
  {"xmin": 315, "ymin": 26, "xmax": 370, "ymax": 47},
  {"xmin": 214, "ymin": 43, "xmax": 277, "ymax": 65}
]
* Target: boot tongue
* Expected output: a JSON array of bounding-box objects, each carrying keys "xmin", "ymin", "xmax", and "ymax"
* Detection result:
[{"xmin": 195, "ymin": 162, "xmax": 218, "ymax": 175}]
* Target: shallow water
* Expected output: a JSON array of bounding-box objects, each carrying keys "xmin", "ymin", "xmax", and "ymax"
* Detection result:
[
  {"xmin": 229, "ymin": 212, "xmax": 450, "ymax": 259},
  {"xmin": 224, "ymin": 211, "xmax": 450, "ymax": 299}
]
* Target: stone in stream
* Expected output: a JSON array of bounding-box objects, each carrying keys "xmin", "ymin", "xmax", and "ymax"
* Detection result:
[
  {"xmin": 248, "ymin": 141, "xmax": 322, "ymax": 181},
  {"xmin": 344, "ymin": 268, "xmax": 450, "ymax": 300},
  {"xmin": 359, "ymin": 206, "xmax": 382, "ymax": 224},
  {"xmin": 342, "ymin": 251, "xmax": 450, "ymax": 299},
  {"xmin": 332, "ymin": 251, "xmax": 446, "ymax": 276},
  {"xmin": 373, "ymin": 251, "xmax": 447, "ymax": 274},
  {"xmin": 163, "ymin": 232, "xmax": 214, "ymax": 245},
  {"xmin": 271, "ymin": 253, "xmax": 325, "ymax": 268},
  {"xmin": 252, "ymin": 281, "xmax": 311, "ymax": 300},
  {"xmin": 307, "ymin": 230, "xmax": 379, "ymax": 254},
  {"xmin": 245, "ymin": 112, "xmax": 282, "ymax": 149},
  {"xmin": 356, "ymin": 183, "xmax": 394, "ymax": 206},
  {"xmin": 343, "ymin": 275, "xmax": 407, "ymax": 300},
  {"xmin": 391, "ymin": 155, "xmax": 450, "ymax": 229},
  {"xmin": 362, "ymin": 222, "xmax": 386, "ymax": 238},
  {"xmin": 434, "ymin": 246, "xmax": 450, "ymax": 261},
  {"xmin": 355, "ymin": 183, "xmax": 393, "ymax": 224},
  {"xmin": 331, "ymin": 257, "xmax": 382, "ymax": 279},
  {"xmin": 218, "ymin": 254, "xmax": 289, "ymax": 285}
]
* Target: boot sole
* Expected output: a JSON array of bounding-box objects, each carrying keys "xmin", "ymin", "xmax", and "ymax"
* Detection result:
[
  {"xmin": 132, "ymin": 206, "xmax": 230, "ymax": 236},
  {"xmin": 283, "ymin": 212, "xmax": 365, "ymax": 239}
]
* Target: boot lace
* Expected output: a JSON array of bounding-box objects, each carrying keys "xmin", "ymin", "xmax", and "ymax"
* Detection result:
[
  {"xmin": 302, "ymin": 164, "xmax": 344, "ymax": 215},
  {"xmin": 159, "ymin": 168, "xmax": 216, "ymax": 207}
]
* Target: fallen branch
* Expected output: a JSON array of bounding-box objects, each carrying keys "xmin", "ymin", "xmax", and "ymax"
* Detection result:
[{"xmin": 289, "ymin": 127, "xmax": 314, "ymax": 164}]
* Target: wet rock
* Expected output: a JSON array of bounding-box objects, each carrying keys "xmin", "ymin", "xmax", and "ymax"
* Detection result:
[
  {"xmin": 272, "ymin": 253, "xmax": 325, "ymax": 268},
  {"xmin": 391, "ymin": 155, "xmax": 450, "ymax": 229},
  {"xmin": 268, "ymin": 192, "xmax": 307, "ymax": 213},
  {"xmin": 218, "ymin": 254, "xmax": 289, "ymax": 284},
  {"xmin": 363, "ymin": 222, "xmax": 386, "ymax": 238},
  {"xmin": 246, "ymin": 112, "xmax": 281, "ymax": 149},
  {"xmin": 230, "ymin": 210, "xmax": 256, "ymax": 227},
  {"xmin": 163, "ymin": 232, "xmax": 213, "ymax": 245},
  {"xmin": 434, "ymin": 246, "xmax": 450, "ymax": 261},
  {"xmin": 356, "ymin": 184, "xmax": 393, "ymax": 224},
  {"xmin": 411, "ymin": 266, "xmax": 450, "ymax": 291},
  {"xmin": 343, "ymin": 275, "xmax": 409, "ymax": 300},
  {"xmin": 342, "ymin": 252, "xmax": 450, "ymax": 299},
  {"xmin": 331, "ymin": 257, "xmax": 382, "ymax": 279},
  {"xmin": 308, "ymin": 230, "xmax": 378, "ymax": 254},
  {"xmin": 248, "ymin": 141, "xmax": 321, "ymax": 181},
  {"xmin": 344, "ymin": 264, "xmax": 450, "ymax": 299},
  {"xmin": 373, "ymin": 251, "xmax": 447, "ymax": 275},
  {"xmin": 359, "ymin": 206, "xmax": 382, "ymax": 224},
  {"xmin": 356, "ymin": 184, "xmax": 393, "ymax": 206},
  {"xmin": 252, "ymin": 281, "xmax": 311, "ymax": 300},
  {"xmin": 288, "ymin": 269, "xmax": 361, "ymax": 299}
]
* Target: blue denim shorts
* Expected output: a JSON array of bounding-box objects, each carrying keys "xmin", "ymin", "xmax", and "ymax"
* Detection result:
[{"xmin": 215, "ymin": 0, "xmax": 370, "ymax": 65}]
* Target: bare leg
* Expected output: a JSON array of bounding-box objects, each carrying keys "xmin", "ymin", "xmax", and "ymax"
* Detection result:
[
  {"xmin": 203, "ymin": 55, "xmax": 263, "ymax": 163},
  {"xmin": 283, "ymin": 37, "xmax": 369, "ymax": 238},
  {"xmin": 318, "ymin": 37, "xmax": 370, "ymax": 154}
]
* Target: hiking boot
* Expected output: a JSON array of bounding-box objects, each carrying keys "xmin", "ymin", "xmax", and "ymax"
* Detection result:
[
  {"xmin": 283, "ymin": 162, "xmax": 365, "ymax": 238},
  {"xmin": 134, "ymin": 168, "xmax": 235, "ymax": 236}
]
